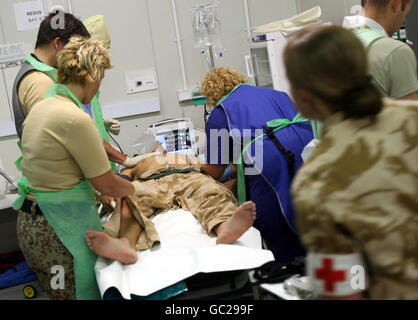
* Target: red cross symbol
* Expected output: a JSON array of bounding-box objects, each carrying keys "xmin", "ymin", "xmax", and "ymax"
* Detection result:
[{"xmin": 315, "ymin": 258, "xmax": 347, "ymax": 293}]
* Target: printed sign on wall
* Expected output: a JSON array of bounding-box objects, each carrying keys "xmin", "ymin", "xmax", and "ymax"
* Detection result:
[
  {"xmin": 0, "ymin": 43, "xmax": 28, "ymax": 70},
  {"xmin": 14, "ymin": 0, "xmax": 45, "ymax": 31},
  {"xmin": 0, "ymin": 43, "xmax": 26, "ymax": 63}
]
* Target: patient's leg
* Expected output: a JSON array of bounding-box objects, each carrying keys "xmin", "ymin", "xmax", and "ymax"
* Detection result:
[
  {"xmin": 85, "ymin": 199, "xmax": 141, "ymax": 264},
  {"xmin": 215, "ymin": 201, "xmax": 256, "ymax": 245}
]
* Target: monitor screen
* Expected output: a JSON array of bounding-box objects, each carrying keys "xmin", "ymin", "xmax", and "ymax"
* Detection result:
[{"xmin": 156, "ymin": 128, "xmax": 192, "ymax": 155}]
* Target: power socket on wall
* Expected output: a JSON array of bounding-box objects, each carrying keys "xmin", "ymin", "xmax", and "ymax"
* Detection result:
[{"xmin": 125, "ymin": 68, "xmax": 158, "ymax": 94}]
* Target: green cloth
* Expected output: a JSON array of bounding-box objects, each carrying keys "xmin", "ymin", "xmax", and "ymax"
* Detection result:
[
  {"xmin": 14, "ymin": 178, "xmax": 103, "ymax": 300},
  {"xmin": 103, "ymin": 281, "xmax": 188, "ymax": 300},
  {"xmin": 25, "ymin": 55, "xmax": 57, "ymax": 82},
  {"xmin": 237, "ymin": 113, "xmax": 309, "ymax": 205},
  {"xmin": 90, "ymin": 93, "xmax": 117, "ymax": 173}
]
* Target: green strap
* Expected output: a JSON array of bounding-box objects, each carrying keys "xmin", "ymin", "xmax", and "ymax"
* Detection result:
[
  {"xmin": 13, "ymin": 176, "xmax": 30, "ymax": 211},
  {"xmin": 90, "ymin": 94, "xmax": 117, "ymax": 173},
  {"xmin": 236, "ymin": 113, "xmax": 309, "ymax": 205},
  {"xmin": 353, "ymin": 28, "xmax": 386, "ymax": 48},
  {"xmin": 311, "ymin": 120, "xmax": 323, "ymax": 140},
  {"xmin": 15, "ymin": 141, "xmax": 23, "ymax": 172},
  {"xmin": 217, "ymin": 83, "xmax": 251, "ymax": 106},
  {"xmin": 24, "ymin": 55, "xmax": 57, "ymax": 82},
  {"xmin": 44, "ymin": 83, "xmax": 84, "ymax": 108}
]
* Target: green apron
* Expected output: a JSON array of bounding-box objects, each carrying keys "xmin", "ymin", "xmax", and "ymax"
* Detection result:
[
  {"xmin": 25, "ymin": 55, "xmax": 58, "ymax": 81},
  {"xmin": 13, "ymin": 177, "xmax": 103, "ymax": 300},
  {"xmin": 89, "ymin": 93, "xmax": 117, "ymax": 173},
  {"xmin": 13, "ymin": 83, "xmax": 108, "ymax": 299}
]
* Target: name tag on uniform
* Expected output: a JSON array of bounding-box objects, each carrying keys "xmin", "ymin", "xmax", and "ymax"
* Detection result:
[{"xmin": 307, "ymin": 252, "xmax": 368, "ymax": 297}]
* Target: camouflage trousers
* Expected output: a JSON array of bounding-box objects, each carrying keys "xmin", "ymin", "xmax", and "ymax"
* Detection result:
[{"xmin": 16, "ymin": 211, "xmax": 76, "ymax": 300}]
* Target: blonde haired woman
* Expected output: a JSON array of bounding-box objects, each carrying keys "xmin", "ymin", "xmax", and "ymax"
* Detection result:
[{"xmin": 15, "ymin": 37, "xmax": 146, "ymax": 300}]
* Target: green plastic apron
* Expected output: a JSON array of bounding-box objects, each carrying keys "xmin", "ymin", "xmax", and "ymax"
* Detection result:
[
  {"xmin": 13, "ymin": 83, "xmax": 108, "ymax": 299},
  {"xmin": 13, "ymin": 177, "xmax": 103, "ymax": 300},
  {"xmin": 89, "ymin": 92, "xmax": 117, "ymax": 173}
]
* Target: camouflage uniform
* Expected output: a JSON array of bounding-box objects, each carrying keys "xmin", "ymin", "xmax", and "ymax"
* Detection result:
[
  {"xmin": 292, "ymin": 99, "xmax": 418, "ymax": 299},
  {"xmin": 105, "ymin": 167, "xmax": 238, "ymax": 251},
  {"xmin": 16, "ymin": 207, "xmax": 76, "ymax": 300}
]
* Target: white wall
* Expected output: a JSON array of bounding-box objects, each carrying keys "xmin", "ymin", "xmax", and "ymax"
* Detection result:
[
  {"xmin": 297, "ymin": 0, "xmax": 361, "ymax": 25},
  {"xmin": 0, "ymin": 0, "xmax": 300, "ymax": 180}
]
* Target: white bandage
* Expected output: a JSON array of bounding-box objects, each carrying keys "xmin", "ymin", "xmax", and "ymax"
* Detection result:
[
  {"xmin": 307, "ymin": 252, "xmax": 368, "ymax": 298},
  {"xmin": 301, "ymin": 139, "xmax": 320, "ymax": 163},
  {"xmin": 123, "ymin": 152, "xmax": 159, "ymax": 168},
  {"xmin": 132, "ymin": 181, "xmax": 147, "ymax": 196}
]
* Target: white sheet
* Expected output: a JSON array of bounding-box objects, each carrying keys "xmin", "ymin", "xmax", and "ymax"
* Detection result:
[{"xmin": 95, "ymin": 209, "xmax": 275, "ymax": 299}]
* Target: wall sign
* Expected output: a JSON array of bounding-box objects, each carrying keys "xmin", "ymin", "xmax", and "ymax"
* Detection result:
[{"xmin": 14, "ymin": 0, "xmax": 45, "ymax": 31}]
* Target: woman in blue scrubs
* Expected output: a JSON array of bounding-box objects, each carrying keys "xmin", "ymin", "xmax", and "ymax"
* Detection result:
[{"xmin": 201, "ymin": 67, "xmax": 313, "ymax": 262}]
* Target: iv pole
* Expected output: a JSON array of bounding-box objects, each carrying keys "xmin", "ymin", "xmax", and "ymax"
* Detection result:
[{"xmin": 0, "ymin": 168, "xmax": 18, "ymax": 190}]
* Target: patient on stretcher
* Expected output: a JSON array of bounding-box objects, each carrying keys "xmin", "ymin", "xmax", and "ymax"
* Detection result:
[{"xmin": 85, "ymin": 153, "xmax": 256, "ymax": 264}]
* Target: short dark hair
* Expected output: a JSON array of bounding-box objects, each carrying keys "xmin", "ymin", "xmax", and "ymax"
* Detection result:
[
  {"xmin": 284, "ymin": 26, "xmax": 383, "ymax": 119},
  {"xmin": 35, "ymin": 11, "xmax": 90, "ymax": 48},
  {"xmin": 362, "ymin": 0, "xmax": 411, "ymax": 10}
]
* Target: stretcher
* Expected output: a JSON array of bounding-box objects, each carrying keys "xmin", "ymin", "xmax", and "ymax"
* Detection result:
[{"xmin": 95, "ymin": 209, "xmax": 275, "ymax": 300}]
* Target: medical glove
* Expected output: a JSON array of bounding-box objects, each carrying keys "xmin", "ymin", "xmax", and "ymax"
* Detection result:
[
  {"xmin": 301, "ymin": 139, "xmax": 321, "ymax": 163},
  {"xmin": 132, "ymin": 181, "xmax": 147, "ymax": 196},
  {"xmin": 104, "ymin": 118, "xmax": 121, "ymax": 135},
  {"xmin": 123, "ymin": 152, "xmax": 160, "ymax": 168}
]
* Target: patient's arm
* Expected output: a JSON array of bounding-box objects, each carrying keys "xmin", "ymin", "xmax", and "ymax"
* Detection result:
[
  {"xmin": 90, "ymin": 170, "xmax": 135, "ymax": 197},
  {"xmin": 201, "ymin": 164, "xmax": 227, "ymax": 181},
  {"xmin": 120, "ymin": 167, "xmax": 135, "ymax": 181},
  {"xmin": 223, "ymin": 178, "xmax": 237, "ymax": 194}
]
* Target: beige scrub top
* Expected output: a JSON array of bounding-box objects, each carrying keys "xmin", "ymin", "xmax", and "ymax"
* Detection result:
[
  {"xmin": 21, "ymin": 94, "xmax": 111, "ymax": 191},
  {"xmin": 368, "ymin": 38, "xmax": 418, "ymax": 99},
  {"xmin": 18, "ymin": 71, "xmax": 55, "ymax": 116}
]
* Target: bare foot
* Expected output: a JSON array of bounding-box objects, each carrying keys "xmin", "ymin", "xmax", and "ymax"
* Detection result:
[
  {"xmin": 85, "ymin": 231, "xmax": 138, "ymax": 264},
  {"xmin": 216, "ymin": 201, "xmax": 256, "ymax": 245}
]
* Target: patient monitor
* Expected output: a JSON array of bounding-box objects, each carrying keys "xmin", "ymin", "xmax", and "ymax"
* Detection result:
[{"xmin": 147, "ymin": 118, "xmax": 198, "ymax": 156}]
